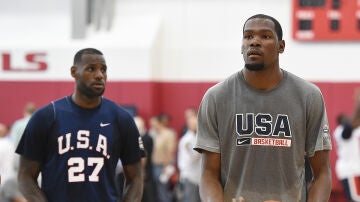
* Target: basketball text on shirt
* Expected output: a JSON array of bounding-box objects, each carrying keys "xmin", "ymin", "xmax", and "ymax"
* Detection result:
[{"xmin": 236, "ymin": 113, "xmax": 292, "ymax": 147}]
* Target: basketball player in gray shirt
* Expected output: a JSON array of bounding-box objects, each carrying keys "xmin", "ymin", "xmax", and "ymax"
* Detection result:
[{"xmin": 194, "ymin": 14, "xmax": 332, "ymax": 202}]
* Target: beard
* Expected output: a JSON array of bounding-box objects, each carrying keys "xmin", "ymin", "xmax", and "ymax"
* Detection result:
[
  {"xmin": 77, "ymin": 80, "xmax": 105, "ymax": 98},
  {"xmin": 245, "ymin": 63, "xmax": 264, "ymax": 71}
]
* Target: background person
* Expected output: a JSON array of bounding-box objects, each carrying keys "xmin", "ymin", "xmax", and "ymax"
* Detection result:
[
  {"xmin": 336, "ymin": 89, "xmax": 360, "ymax": 201},
  {"xmin": 10, "ymin": 102, "xmax": 36, "ymax": 147},
  {"xmin": 149, "ymin": 115, "xmax": 177, "ymax": 202},
  {"xmin": 177, "ymin": 109, "xmax": 201, "ymax": 202}
]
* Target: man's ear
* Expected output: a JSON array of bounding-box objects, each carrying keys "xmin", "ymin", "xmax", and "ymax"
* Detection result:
[
  {"xmin": 278, "ymin": 40, "xmax": 285, "ymax": 53},
  {"xmin": 71, "ymin": 66, "xmax": 77, "ymax": 78}
]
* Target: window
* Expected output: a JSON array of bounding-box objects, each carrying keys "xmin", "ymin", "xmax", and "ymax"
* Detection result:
[
  {"xmin": 332, "ymin": 0, "xmax": 340, "ymax": 9},
  {"xmin": 330, "ymin": 19, "xmax": 340, "ymax": 31},
  {"xmin": 299, "ymin": 0, "xmax": 325, "ymax": 7},
  {"xmin": 299, "ymin": 20, "xmax": 312, "ymax": 30}
]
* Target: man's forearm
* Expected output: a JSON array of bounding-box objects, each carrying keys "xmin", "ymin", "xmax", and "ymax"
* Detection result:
[
  {"xmin": 307, "ymin": 173, "xmax": 332, "ymax": 202},
  {"xmin": 120, "ymin": 175, "xmax": 143, "ymax": 202},
  {"xmin": 200, "ymin": 174, "xmax": 224, "ymax": 202},
  {"xmin": 18, "ymin": 177, "xmax": 47, "ymax": 202}
]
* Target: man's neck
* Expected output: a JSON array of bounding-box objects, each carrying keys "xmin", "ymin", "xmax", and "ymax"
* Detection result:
[
  {"xmin": 242, "ymin": 68, "xmax": 283, "ymax": 91},
  {"xmin": 71, "ymin": 93, "xmax": 102, "ymax": 109}
]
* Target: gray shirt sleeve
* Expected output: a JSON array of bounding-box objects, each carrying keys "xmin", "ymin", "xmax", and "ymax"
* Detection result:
[
  {"xmin": 194, "ymin": 89, "xmax": 221, "ymax": 153},
  {"xmin": 305, "ymin": 87, "xmax": 332, "ymax": 157}
]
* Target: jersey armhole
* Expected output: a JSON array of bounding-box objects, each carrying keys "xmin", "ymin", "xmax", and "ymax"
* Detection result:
[{"xmin": 51, "ymin": 101, "xmax": 56, "ymax": 120}]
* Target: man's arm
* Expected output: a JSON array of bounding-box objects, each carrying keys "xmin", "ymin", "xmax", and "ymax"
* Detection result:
[
  {"xmin": 307, "ymin": 150, "xmax": 332, "ymax": 202},
  {"xmin": 18, "ymin": 156, "xmax": 47, "ymax": 202},
  {"xmin": 120, "ymin": 161, "xmax": 144, "ymax": 202},
  {"xmin": 199, "ymin": 150, "xmax": 223, "ymax": 202}
]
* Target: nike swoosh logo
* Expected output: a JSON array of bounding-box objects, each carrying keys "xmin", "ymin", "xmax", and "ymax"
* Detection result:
[
  {"xmin": 238, "ymin": 139, "xmax": 249, "ymax": 144},
  {"xmin": 100, "ymin": 122, "xmax": 111, "ymax": 127}
]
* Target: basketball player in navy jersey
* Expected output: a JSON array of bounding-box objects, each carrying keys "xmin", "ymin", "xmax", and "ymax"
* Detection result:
[{"xmin": 16, "ymin": 48, "xmax": 144, "ymax": 202}]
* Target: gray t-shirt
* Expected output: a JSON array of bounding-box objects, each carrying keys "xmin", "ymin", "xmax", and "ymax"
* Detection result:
[{"xmin": 194, "ymin": 69, "xmax": 332, "ymax": 202}]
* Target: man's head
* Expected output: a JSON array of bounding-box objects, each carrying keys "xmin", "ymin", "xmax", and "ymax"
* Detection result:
[
  {"xmin": 24, "ymin": 102, "xmax": 36, "ymax": 117},
  {"xmin": 0, "ymin": 123, "xmax": 8, "ymax": 138},
  {"xmin": 241, "ymin": 14, "xmax": 285, "ymax": 71},
  {"xmin": 185, "ymin": 108, "xmax": 198, "ymax": 133},
  {"xmin": 71, "ymin": 48, "xmax": 107, "ymax": 98},
  {"xmin": 185, "ymin": 107, "xmax": 197, "ymax": 121},
  {"xmin": 336, "ymin": 113, "xmax": 349, "ymax": 125},
  {"xmin": 158, "ymin": 113, "xmax": 171, "ymax": 127}
]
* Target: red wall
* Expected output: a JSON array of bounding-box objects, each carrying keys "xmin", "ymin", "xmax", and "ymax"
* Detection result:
[
  {"xmin": 0, "ymin": 81, "xmax": 213, "ymax": 132},
  {"xmin": 1, "ymin": 80, "xmax": 358, "ymax": 200}
]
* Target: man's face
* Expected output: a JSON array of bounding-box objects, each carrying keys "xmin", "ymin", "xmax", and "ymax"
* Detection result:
[
  {"xmin": 73, "ymin": 53, "xmax": 107, "ymax": 98},
  {"xmin": 241, "ymin": 18, "xmax": 284, "ymax": 71}
]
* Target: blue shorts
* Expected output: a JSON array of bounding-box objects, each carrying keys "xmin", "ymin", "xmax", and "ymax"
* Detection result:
[{"xmin": 341, "ymin": 176, "xmax": 360, "ymax": 201}]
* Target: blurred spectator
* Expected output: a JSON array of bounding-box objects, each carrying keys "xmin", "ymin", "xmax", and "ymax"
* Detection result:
[
  {"xmin": 0, "ymin": 179, "xmax": 26, "ymax": 202},
  {"xmin": 177, "ymin": 109, "xmax": 201, "ymax": 202},
  {"xmin": 134, "ymin": 116, "xmax": 158, "ymax": 202},
  {"xmin": 158, "ymin": 113, "xmax": 177, "ymax": 137},
  {"xmin": 334, "ymin": 111, "xmax": 360, "ymax": 201},
  {"xmin": 180, "ymin": 107, "xmax": 197, "ymax": 137},
  {"xmin": 149, "ymin": 115, "xmax": 177, "ymax": 202},
  {"xmin": 0, "ymin": 123, "xmax": 14, "ymax": 185},
  {"xmin": 0, "ymin": 123, "xmax": 26, "ymax": 202},
  {"xmin": 9, "ymin": 102, "xmax": 37, "ymax": 186},
  {"xmin": 10, "ymin": 102, "xmax": 36, "ymax": 146}
]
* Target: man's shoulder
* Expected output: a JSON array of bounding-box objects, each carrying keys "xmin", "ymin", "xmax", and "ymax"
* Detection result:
[
  {"xmin": 0, "ymin": 137, "xmax": 14, "ymax": 148},
  {"xmin": 102, "ymin": 97, "xmax": 128, "ymax": 110},
  {"xmin": 285, "ymin": 70, "xmax": 321, "ymax": 92},
  {"xmin": 163, "ymin": 128, "xmax": 176, "ymax": 137},
  {"xmin": 12, "ymin": 117, "xmax": 29, "ymax": 127},
  {"xmin": 217, "ymin": 71, "xmax": 240, "ymax": 86},
  {"xmin": 181, "ymin": 130, "xmax": 195, "ymax": 142},
  {"xmin": 51, "ymin": 96, "xmax": 69, "ymax": 104},
  {"xmin": 101, "ymin": 98, "xmax": 135, "ymax": 120},
  {"xmin": 206, "ymin": 71, "xmax": 240, "ymax": 94},
  {"xmin": 101, "ymin": 97, "xmax": 116, "ymax": 105}
]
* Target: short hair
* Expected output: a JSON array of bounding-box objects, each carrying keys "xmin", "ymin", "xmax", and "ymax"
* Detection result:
[
  {"xmin": 336, "ymin": 113, "xmax": 349, "ymax": 125},
  {"xmin": 243, "ymin": 14, "xmax": 283, "ymax": 41},
  {"xmin": 157, "ymin": 113, "xmax": 171, "ymax": 122},
  {"xmin": 24, "ymin": 102, "xmax": 36, "ymax": 115},
  {"xmin": 73, "ymin": 48, "xmax": 103, "ymax": 65}
]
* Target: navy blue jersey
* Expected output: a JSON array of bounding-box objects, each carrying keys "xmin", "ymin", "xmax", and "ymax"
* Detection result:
[{"xmin": 16, "ymin": 96, "xmax": 142, "ymax": 202}]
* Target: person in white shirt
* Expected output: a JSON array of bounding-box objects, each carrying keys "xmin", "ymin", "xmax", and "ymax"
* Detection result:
[
  {"xmin": 0, "ymin": 123, "xmax": 15, "ymax": 186},
  {"xmin": 0, "ymin": 123, "xmax": 26, "ymax": 202},
  {"xmin": 335, "ymin": 93, "xmax": 360, "ymax": 202},
  {"xmin": 177, "ymin": 109, "xmax": 201, "ymax": 202},
  {"xmin": 10, "ymin": 102, "xmax": 36, "ymax": 146}
]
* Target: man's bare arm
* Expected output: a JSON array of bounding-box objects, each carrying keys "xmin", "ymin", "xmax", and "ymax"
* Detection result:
[
  {"xmin": 120, "ymin": 161, "xmax": 144, "ymax": 202},
  {"xmin": 199, "ymin": 150, "xmax": 223, "ymax": 202},
  {"xmin": 308, "ymin": 150, "xmax": 332, "ymax": 202},
  {"xmin": 18, "ymin": 156, "xmax": 47, "ymax": 202}
]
